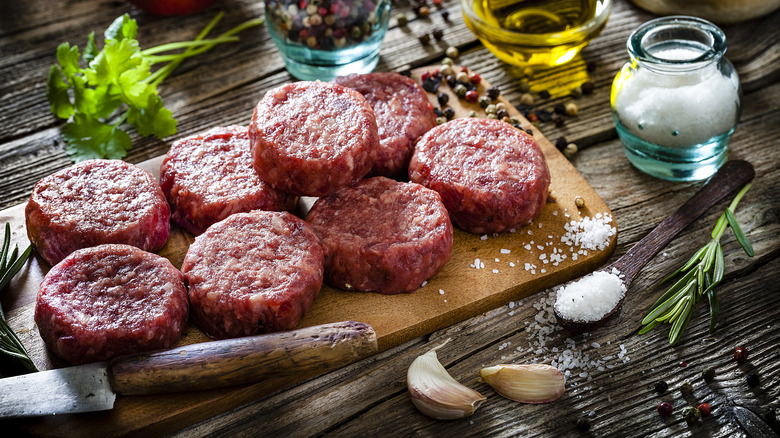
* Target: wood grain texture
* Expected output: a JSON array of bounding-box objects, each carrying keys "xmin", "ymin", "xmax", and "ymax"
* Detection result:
[{"xmin": 1, "ymin": 0, "xmax": 779, "ymax": 436}]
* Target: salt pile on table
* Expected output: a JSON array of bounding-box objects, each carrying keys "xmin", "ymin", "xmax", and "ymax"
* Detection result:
[{"xmin": 554, "ymin": 269, "xmax": 626, "ymax": 322}]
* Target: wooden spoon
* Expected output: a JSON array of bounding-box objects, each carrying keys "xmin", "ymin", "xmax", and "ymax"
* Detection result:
[{"xmin": 554, "ymin": 160, "xmax": 755, "ymax": 332}]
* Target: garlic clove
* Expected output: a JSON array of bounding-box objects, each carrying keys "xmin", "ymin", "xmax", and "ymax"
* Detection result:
[
  {"xmin": 479, "ymin": 364, "xmax": 565, "ymax": 403},
  {"xmin": 407, "ymin": 349, "xmax": 486, "ymax": 420}
]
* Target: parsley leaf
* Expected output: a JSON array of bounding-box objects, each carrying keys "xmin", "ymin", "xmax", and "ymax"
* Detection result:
[{"xmin": 45, "ymin": 12, "xmax": 263, "ymax": 162}]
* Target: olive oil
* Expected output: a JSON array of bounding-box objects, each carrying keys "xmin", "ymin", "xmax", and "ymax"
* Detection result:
[{"xmin": 462, "ymin": 0, "xmax": 610, "ymax": 67}]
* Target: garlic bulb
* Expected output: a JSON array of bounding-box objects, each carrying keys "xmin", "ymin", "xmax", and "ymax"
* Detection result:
[
  {"xmin": 479, "ymin": 364, "xmax": 565, "ymax": 403},
  {"xmin": 407, "ymin": 349, "xmax": 486, "ymax": 420}
]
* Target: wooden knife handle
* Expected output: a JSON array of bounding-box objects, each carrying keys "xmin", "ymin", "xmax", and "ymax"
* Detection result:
[{"xmin": 107, "ymin": 321, "xmax": 377, "ymax": 396}]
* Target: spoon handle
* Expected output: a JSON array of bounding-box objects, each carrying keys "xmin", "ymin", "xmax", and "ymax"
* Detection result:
[{"xmin": 609, "ymin": 160, "xmax": 755, "ymax": 285}]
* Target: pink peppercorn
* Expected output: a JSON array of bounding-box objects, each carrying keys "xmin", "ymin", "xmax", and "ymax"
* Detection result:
[
  {"xmin": 734, "ymin": 346, "xmax": 749, "ymax": 364},
  {"xmin": 465, "ymin": 90, "xmax": 478, "ymax": 103},
  {"xmin": 698, "ymin": 403, "xmax": 711, "ymax": 416},
  {"xmin": 469, "ymin": 73, "xmax": 481, "ymax": 85}
]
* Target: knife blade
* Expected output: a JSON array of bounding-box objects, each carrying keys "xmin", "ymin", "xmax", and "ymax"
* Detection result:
[
  {"xmin": 0, "ymin": 320, "xmax": 376, "ymax": 418},
  {"xmin": 734, "ymin": 405, "xmax": 779, "ymax": 438}
]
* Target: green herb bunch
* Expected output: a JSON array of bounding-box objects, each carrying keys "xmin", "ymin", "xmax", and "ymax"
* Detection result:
[
  {"xmin": 640, "ymin": 183, "xmax": 754, "ymax": 345},
  {"xmin": 46, "ymin": 13, "xmax": 262, "ymax": 162},
  {"xmin": 0, "ymin": 224, "xmax": 36, "ymax": 374}
]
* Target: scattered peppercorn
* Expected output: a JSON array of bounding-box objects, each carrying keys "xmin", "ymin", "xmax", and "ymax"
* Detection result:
[
  {"xmin": 441, "ymin": 57, "xmax": 454, "ymax": 66},
  {"xmin": 437, "ymin": 92, "xmax": 449, "ymax": 106},
  {"xmin": 586, "ymin": 61, "xmax": 597, "ymax": 73},
  {"xmin": 432, "ymin": 28, "xmax": 444, "ymax": 41},
  {"xmin": 563, "ymin": 143, "xmax": 578, "ymax": 158},
  {"xmin": 445, "ymin": 46, "xmax": 459, "ymax": 58},
  {"xmin": 536, "ymin": 109, "xmax": 552, "ymax": 123},
  {"xmin": 570, "ymin": 86, "xmax": 583, "ymax": 98},
  {"xmin": 552, "ymin": 113, "xmax": 566, "ymax": 127},
  {"xmin": 433, "ymin": 107, "xmax": 443, "ymax": 117},
  {"xmin": 469, "ymin": 72, "xmax": 481, "ymax": 85},
  {"xmin": 553, "ymin": 103, "xmax": 566, "ymax": 115},
  {"xmin": 486, "ymin": 113, "xmax": 498, "ymax": 119},
  {"xmin": 576, "ymin": 417, "xmax": 591, "ymax": 432},
  {"xmin": 496, "ymin": 109, "xmax": 508, "ymax": 119},
  {"xmin": 421, "ymin": 73, "xmax": 442, "ymax": 93},
  {"xmin": 441, "ymin": 9, "xmax": 450, "ymax": 21},
  {"xmin": 581, "ymin": 81, "xmax": 595, "ymax": 95},
  {"xmin": 520, "ymin": 93, "xmax": 534, "ymax": 106},
  {"xmin": 565, "ymin": 102, "xmax": 579, "ymax": 116},
  {"xmin": 522, "ymin": 66, "xmax": 534, "ymax": 78},
  {"xmin": 697, "ymin": 403, "xmax": 711, "ymax": 416},
  {"xmin": 468, "ymin": 110, "xmax": 478, "ymax": 117},
  {"xmin": 418, "ymin": 33, "xmax": 431, "ymax": 45},
  {"xmin": 443, "ymin": 107, "xmax": 455, "ymax": 119},
  {"xmin": 680, "ymin": 361, "xmax": 688, "ymax": 368},
  {"xmin": 453, "ymin": 83, "xmax": 467, "ymax": 97},
  {"xmin": 682, "ymin": 406, "xmax": 701, "ymax": 424},
  {"xmin": 538, "ymin": 90, "xmax": 551, "ymax": 99},
  {"xmin": 495, "ymin": 102, "xmax": 506, "ymax": 111},
  {"xmin": 465, "ymin": 90, "xmax": 479, "ymax": 103},
  {"xmin": 445, "ymin": 75, "xmax": 456, "ymax": 87},
  {"xmin": 702, "ymin": 367, "xmax": 715, "ymax": 382},
  {"xmin": 485, "ymin": 104, "xmax": 497, "ymax": 114},
  {"xmin": 734, "ymin": 346, "xmax": 749, "ymax": 364},
  {"xmin": 509, "ymin": 117, "xmax": 522, "ymax": 125},
  {"xmin": 399, "ymin": 69, "xmax": 412, "ymax": 77},
  {"xmin": 456, "ymin": 71, "xmax": 469, "ymax": 83},
  {"xmin": 479, "ymin": 96, "xmax": 491, "ymax": 108},
  {"xmin": 747, "ymin": 373, "xmax": 760, "ymax": 387},
  {"xmin": 396, "ymin": 14, "xmax": 408, "ymax": 26},
  {"xmin": 417, "ymin": 6, "xmax": 430, "ymax": 17},
  {"xmin": 440, "ymin": 64, "xmax": 454, "ymax": 77},
  {"xmin": 657, "ymin": 402, "xmax": 673, "ymax": 417},
  {"xmin": 575, "ymin": 196, "xmax": 585, "ymax": 208},
  {"xmin": 654, "ymin": 380, "xmax": 669, "ymax": 394},
  {"xmin": 518, "ymin": 81, "xmax": 530, "ymax": 93},
  {"xmin": 485, "ymin": 85, "xmax": 501, "ymax": 100},
  {"xmin": 680, "ymin": 381, "xmax": 694, "ymax": 396},
  {"xmin": 436, "ymin": 116, "xmax": 447, "ymax": 125}
]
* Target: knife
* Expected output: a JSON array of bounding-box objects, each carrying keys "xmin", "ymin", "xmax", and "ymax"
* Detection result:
[
  {"xmin": 0, "ymin": 320, "xmax": 377, "ymax": 418},
  {"xmin": 734, "ymin": 405, "xmax": 779, "ymax": 438}
]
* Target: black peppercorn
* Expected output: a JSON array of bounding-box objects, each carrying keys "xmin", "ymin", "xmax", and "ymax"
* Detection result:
[
  {"xmin": 654, "ymin": 380, "xmax": 668, "ymax": 394},
  {"xmin": 747, "ymin": 373, "xmax": 760, "ymax": 387},
  {"xmin": 538, "ymin": 90, "xmax": 551, "ymax": 99},
  {"xmin": 441, "ymin": 9, "xmax": 450, "ymax": 21},
  {"xmin": 553, "ymin": 103, "xmax": 566, "ymax": 115},
  {"xmin": 555, "ymin": 136, "xmax": 567, "ymax": 151},
  {"xmin": 486, "ymin": 86, "xmax": 501, "ymax": 100},
  {"xmin": 581, "ymin": 81, "xmax": 595, "ymax": 95},
  {"xmin": 552, "ymin": 113, "xmax": 566, "ymax": 127},
  {"xmin": 702, "ymin": 367, "xmax": 715, "ymax": 382},
  {"xmin": 437, "ymin": 92, "xmax": 449, "ymax": 106},
  {"xmin": 418, "ymin": 33, "xmax": 431, "ymax": 45},
  {"xmin": 432, "ymin": 28, "xmax": 444, "ymax": 41},
  {"xmin": 536, "ymin": 109, "xmax": 552, "ymax": 122},
  {"xmin": 496, "ymin": 109, "xmax": 508, "ymax": 119},
  {"xmin": 433, "ymin": 107, "xmax": 443, "ymax": 117},
  {"xmin": 446, "ymin": 75, "xmax": 456, "ymax": 88},
  {"xmin": 576, "ymin": 417, "xmax": 591, "ymax": 432},
  {"xmin": 525, "ymin": 128, "xmax": 534, "ymax": 136},
  {"xmin": 443, "ymin": 107, "xmax": 455, "ymax": 119}
]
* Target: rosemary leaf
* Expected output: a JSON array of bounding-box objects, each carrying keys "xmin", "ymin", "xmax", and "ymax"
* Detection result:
[
  {"xmin": 706, "ymin": 289, "xmax": 719, "ymax": 333},
  {"xmin": 725, "ymin": 209, "xmax": 755, "ymax": 257},
  {"xmin": 713, "ymin": 243, "xmax": 724, "ymax": 285}
]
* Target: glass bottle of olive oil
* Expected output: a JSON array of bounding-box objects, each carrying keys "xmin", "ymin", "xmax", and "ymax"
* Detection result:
[{"xmin": 463, "ymin": 0, "xmax": 610, "ymax": 67}]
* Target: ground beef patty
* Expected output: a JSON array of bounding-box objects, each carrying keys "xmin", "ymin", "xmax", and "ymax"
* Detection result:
[
  {"xmin": 249, "ymin": 81, "xmax": 379, "ymax": 197},
  {"xmin": 25, "ymin": 159, "xmax": 170, "ymax": 266},
  {"xmin": 182, "ymin": 211, "xmax": 324, "ymax": 339},
  {"xmin": 35, "ymin": 244, "xmax": 189, "ymax": 365},
  {"xmin": 332, "ymin": 72, "xmax": 436, "ymax": 178},
  {"xmin": 409, "ymin": 118, "xmax": 550, "ymax": 234},
  {"xmin": 306, "ymin": 177, "xmax": 453, "ymax": 294},
  {"xmin": 159, "ymin": 126, "xmax": 297, "ymax": 235}
]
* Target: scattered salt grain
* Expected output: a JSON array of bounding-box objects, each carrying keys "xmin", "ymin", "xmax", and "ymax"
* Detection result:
[
  {"xmin": 420, "ymin": 280, "xmax": 427, "ymax": 287},
  {"xmin": 493, "ymin": 269, "xmax": 499, "ymax": 274},
  {"xmin": 439, "ymin": 289, "xmax": 445, "ymax": 295},
  {"xmin": 480, "ymin": 234, "xmax": 488, "ymax": 240},
  {"xmin": 554, "ymin": 270, "xmax": 626, "ymax": 322},
  {"xmin": 500, "ymin": 248, "xmax": 511, "ymax": 254}
]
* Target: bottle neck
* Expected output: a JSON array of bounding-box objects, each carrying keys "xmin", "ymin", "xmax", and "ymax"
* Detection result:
[{"xmin": 627, "ymin": 15, "xmax": 726, "ymax": 74}]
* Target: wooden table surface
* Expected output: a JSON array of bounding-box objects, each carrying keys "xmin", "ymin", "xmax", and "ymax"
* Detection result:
[{"xmin": 1, "ymin": 0, "xmax": 779, "ymax": 436}]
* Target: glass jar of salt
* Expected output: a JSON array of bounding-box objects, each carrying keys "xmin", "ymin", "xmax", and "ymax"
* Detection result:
[{"xmin": 610, "ymin": 16, "xmax": 741, "ymax": 181}]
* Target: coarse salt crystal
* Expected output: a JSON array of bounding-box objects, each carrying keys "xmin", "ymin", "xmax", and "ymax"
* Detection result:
[
  {"xmin": 501, "ymin": 248, "xmax": 511, "ymax": 254},
  {"xmin": 554, "ymin": 270, "xmax": 626, "ymax": 322},
  {"xmin": 480, "ymin": 235, "xmax": 488, "ymax": 240},
  {"xmin": 492, "ymin": 269, "xmax": 499, "ymax": 274},
  {"xmin": 439, "ymin": 289, "xmax": 445, "ymax": 295}
]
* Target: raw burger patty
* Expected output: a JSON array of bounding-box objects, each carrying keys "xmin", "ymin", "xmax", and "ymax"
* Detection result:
[
  {"xmin": 182, "ymin": 211, "xmax": 324, "ymax": 339},
  {"xmin": 409, "ymin": 118, "xmax": 550, "ymax": 234},
  {"xmin": 25, "ymin": 159, "xmax": 170, "ymax": 266},
  {"xmin": 35, "ymin": 244, "xmax": 189, "ymax": 365},
  {"xmin": 159, "ymin": 125, "xmax": 297, "ymax": 235},
  {"xmin": 333, "ymin": 72, "xmax": 436, "ymax": 178},
  {"xmin": 306, "ymin": 177, "xmax": 453, "ymax": 294},
  {"xmin": 249, "ymin": 81, "xmax": 379, "ymax": 197}
]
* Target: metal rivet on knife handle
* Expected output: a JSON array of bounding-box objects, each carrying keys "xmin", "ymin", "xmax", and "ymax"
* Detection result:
[{"xmin": 107, "ymin": 321, "xmax": 378, "ymax": 396}]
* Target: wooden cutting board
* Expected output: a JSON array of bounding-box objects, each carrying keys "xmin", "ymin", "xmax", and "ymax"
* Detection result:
[{"xmin": 2, "ymin": 68, "xmax": 616, "ymax": 437}]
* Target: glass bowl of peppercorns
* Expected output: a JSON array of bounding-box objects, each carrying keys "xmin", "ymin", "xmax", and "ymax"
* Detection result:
[{"xmin": 265, "ymin": 0, "xmax": 391, "ymax": 80}]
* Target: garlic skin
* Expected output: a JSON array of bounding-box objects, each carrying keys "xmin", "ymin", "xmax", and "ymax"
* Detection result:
[
  {"xmin": 479, "ymin": 364, "xmax": 565, "ymax": 403},
  {"xmin": 407, "ymin": 350, "xmax": 486, "ymax": 420}
]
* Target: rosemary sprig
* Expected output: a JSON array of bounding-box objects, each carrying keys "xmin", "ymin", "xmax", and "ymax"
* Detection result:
[
  {"xmin": 0, "ymin": 223, "xmax": 37, "ymax": 374},
  {"xmin": 639, "ymin": 183, "xmax": 754, "ymax": 345}
]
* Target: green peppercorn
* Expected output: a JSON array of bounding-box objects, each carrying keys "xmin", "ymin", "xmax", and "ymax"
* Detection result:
[
  {"xmin": 570, "ymin": 86, "xmax": 583, "ymax": 98},
  {"xmin": 445, "ymin": 46, "xmax": 459, "ymax": 58},
  {"xmin": 456, "ymin": 71, "xmax": 469, "ymax": 83},
  {"xmin": 453, "ymin": 84, "xmax": 467, "ymax": 97},
  {"xmin": 479, "ymin": 96, "xmax": 491, "ymax": 108},
  {"xmin": 396, "ymin": 14, "xmax": 408, "ymax": 26},
  {"xmin": 520, "ymin": 93, "xmax": 534, "ymax": 106},
  {"xmin": 440, "ymin": 64, "xmax": 454, "ymax": 77},
  {"xmin": 495, "ymin": 102, "xmax": 507, "ymax": 111},
  {"xmin": 509, "ymin": 117, "xmax": 522, "ymax": 125},
  {"xmin": 702, "ymin": 367, "xmax": 715, "ymax": 382},
  {"xmin": 563, "ymin": 143, "xmax": 578, "ymax": 158},
  {"xmin": 680, "ymin": 381, "xmax": 694, "ymax": 396},
  {"xmin": 518, "ymin": 81, "xmax": 530, "ymax": 93},
  {"xmin": 487, "ymin": 113, "xmax": 498, "ymax": 119},
  {"xmin": 436, "ymin": 116, "xmax": 447, "ymax": 125},
  {"xmin": 485, "ymin": 104, "xmax": 497, "ymax": 114},
  {"xmin": 441, "ymin": 57, "xmax": 454, "ymax": 66},
  {"xmin": 468, "ymin": 110, "xmax": 478, "ymax": 117},
  {"xmin": 682, "ymin": 406, "xmax": 701, "ymax": 424}
]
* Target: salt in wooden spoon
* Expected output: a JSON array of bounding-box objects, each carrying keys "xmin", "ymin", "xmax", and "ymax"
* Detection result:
[{"xmin": 554, "ymin": 159, "xmax": 755, "ymax": 332}]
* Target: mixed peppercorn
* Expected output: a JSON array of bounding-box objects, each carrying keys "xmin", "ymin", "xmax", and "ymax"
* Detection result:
[{"xmin": 266, "ymin": 0, "xmax": 387, "ymax": 50}]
